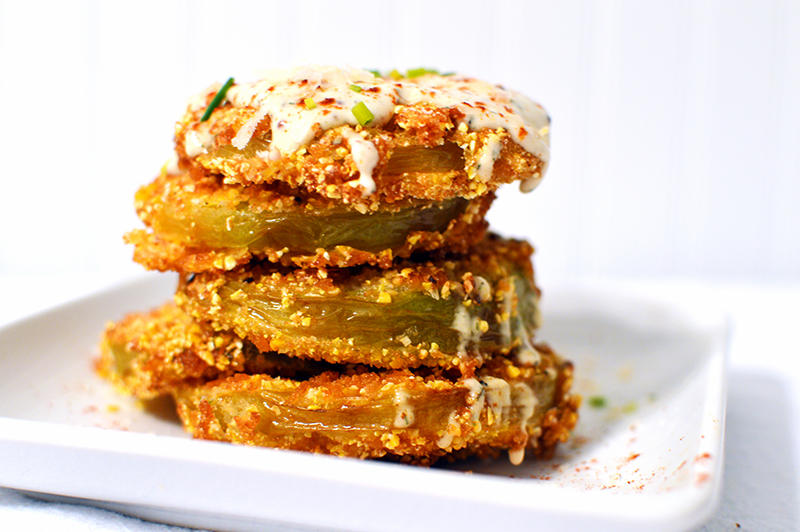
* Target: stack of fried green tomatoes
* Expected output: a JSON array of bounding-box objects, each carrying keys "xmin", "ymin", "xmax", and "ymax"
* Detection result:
[{"xmin": 99, "ymin": 66, "xmax": 579, "ymax": 465}]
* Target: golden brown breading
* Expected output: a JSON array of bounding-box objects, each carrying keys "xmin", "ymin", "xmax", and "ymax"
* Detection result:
[
  {"xmin": 176, "ymin": 235, "xmax": 541, "ymax": 370},
  {"xmin": 173, "ymin": 67, "xmax": 550, "ymax": 203},
  {"xmin": 182, "ymin": 124, "xmax": 541, "ymax": 204},
  {"xmin": 126, "ymin": 170, "xmax": 492, "ymax": 273},
  {"xmin": 98, "ymin": 303, "xmax": 247, "ymax": 399},
  {"xmin": 173, "ymin": 345, "xmax": 578, "ymax": 464},
  {"xmin": 98, "ymin": 302, "xmax": 349, "ymax": 399}
]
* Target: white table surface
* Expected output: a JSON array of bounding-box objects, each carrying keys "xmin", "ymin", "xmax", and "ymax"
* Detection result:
[{"xmin": 1, "ymin": 273, "xmax": 798, "ymax": 532}]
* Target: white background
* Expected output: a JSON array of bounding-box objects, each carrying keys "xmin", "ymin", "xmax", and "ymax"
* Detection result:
[{"xmin": 1, "ymin": 0, "xmax": 798, "ymax": 287}]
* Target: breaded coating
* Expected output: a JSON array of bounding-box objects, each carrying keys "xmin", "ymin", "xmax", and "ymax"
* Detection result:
[
  {"xmin": 126, "ymin": 170, "xmax": 492, "ymax": 272},
  {"xmin": 173, "ymin": 66, "xmax": 550, "ymax": 203},
  {"xmin": 173, "ymin": 344, "xmax": 578, "ymax": 464},
  {"xmin": 98, "ymin": 303, "xmax": 247, "ymax": 398},
  {"xmin": 99, "ymin": 303, "xmax": 344, "ymax": 399},
  {"xmin": 176, "ymin": 235, "xmax": 541, "ymax": 370}
]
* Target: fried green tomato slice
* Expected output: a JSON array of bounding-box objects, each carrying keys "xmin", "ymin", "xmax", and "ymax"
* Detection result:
[
  {"xmin": 173, "ymin": 67, "xmax": 550, "ymax": 203},
  {"xmin": 98, "ymin": 302, "xmax": 354, "ymax": 399},
  {"xmin": 184, "ymin": 124, "xmax": 540, "ymax": 204},
  {"xmin": 125, "ymin": 170, "xmax": 492, "ymax": 273},
  {"xmin": 96, "ymin": 303, "xmax": 356, "ymax": 399},
  {"xmin": 98, "ymin": 303, "xmax": 242, "ymax": 399},
  {"xmin": 98, "ymin": 303, "xmax": 244, "ymax": 399},
  {"xmin": 176, "ymin": 235, "xmax": 541, "ymax": 369},
  {"xmin": 172, "ymin": 346, "xmax": 579, "ymax": 464}
]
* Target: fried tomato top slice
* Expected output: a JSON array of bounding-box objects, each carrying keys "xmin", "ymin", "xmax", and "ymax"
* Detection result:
[{"xmin": 172, "ymin": 66, "xmax": 550, "ymax": 203}]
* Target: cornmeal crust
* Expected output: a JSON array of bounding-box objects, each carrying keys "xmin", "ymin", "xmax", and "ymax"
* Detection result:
[
  {"xmin": 173, "ymin": 67, "xmax": 550, "ymax": 204},
  {"xmin": 99, "ymin": 303, "xmax": 339, "ymax": 399},
  {"xmin": 175, "ymin": 235, "xmax": 541, "ymax": 370},
  {"xmin": 173, "ymin": 345, "xmax": 578, "ymax": 464},
  {"xmin": 126, "ymin": 170, "xmax": 492, "ymax": 272}
]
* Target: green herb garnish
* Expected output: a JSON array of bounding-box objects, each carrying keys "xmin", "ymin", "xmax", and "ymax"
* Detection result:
[
  {"xmin": 351, "ymin": 101, "xmax": 374, "ymax": 126},
  {"xmin": 200, "ymin": 77, "xmax": 235, "ymax": 122},
  {"xmin": 365, "ymin": 68, "xmax": 448, "ymax": 80},
  {"xmin": 304, "ymin": 97, "xmax": 317, "ymax": 109},
  {"xmin": 406, "ymin": 67, "xmax": 438, "ymax": 78},
  {"xmin": 622, "ymin": 401, "xmax": 638, "ymax": 414},
  {"xmin": 349, "ymin": 84, "xmax": 363, "ymax": 93},
  {"xmin": 588, "ymin": 396, "xmax": 607, "ymax": 409}
]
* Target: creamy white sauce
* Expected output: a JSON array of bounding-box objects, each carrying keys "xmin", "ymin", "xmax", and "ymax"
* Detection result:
[
  {"xmin": 203, "ymin": 65, "xmax": 550, "ymax": 192},
  {"xmin": 228, "ymin": 66, "xmax": 394, "ymax": 155},
  {"xmin": 519, "ymin": 173, "xmax": 544, "ymax": 193},
  {"xmin": 463, "ymin": 377, "xmax": 485, "ymax": 424},
  {"xmin": 512, "ymin": 382, "xmax": 537, "ymax": 429},
  {"xmin": 436, "ymin": 410, "xmax": 460, "ymax": 449},
  {"xmin": 185, "ymin": 129, "xmax": 213, "ymax": 157},
  {"xmin": 472, "ymin": 275, "xmax": 492, "ymax": 303},
  {"xmin": 340, "ymin": 127, "xmax": 379, "ymax": 194},
  {"xmin": 165, "ymin": 152, "xmax": 180, "ymax": 175},
  {"xmin": 481, "ymin": 376, "xmax": 511, "ymax": 425},
  {"xmin": 507, "ymin": 382, "xmax": 538, "ymax": 465},
  {"xmin": 451, "ymin": 303, "xmax": 484, "ymax": 354},
  {"xmin": 463, "ymin": 375, "xmax": 539, "ymax": 464},
  {"xmin": 509, "ymin": 446, "xmax": 526, "ymax": 466},
  {"xmin": 232, "ymin": 104, "xmax": 270, "ymax": 150},
  {"xmin": 515, "ymin": 328, "xmax": 541, "ymax": 366},
  {"xmin": 394, "ymin": 76, "xmax": 550, "ymax": 174},
  {"xmin": 436, "ymin": 431, "xmax": 454, "ymax": 450},
  {"xmin": 255, "ymin": 147, "xmax": 282, "ymax": 162},
  {"xmin": 473, "ymin": 133, "xmax": 502, "ymax": 182},
  {"xmin": 393, "ymin": 389, "xmax": 415, "ymax": 428}
]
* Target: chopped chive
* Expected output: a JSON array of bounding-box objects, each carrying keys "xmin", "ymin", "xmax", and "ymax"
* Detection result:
[
  {"xmin": 588, "ymin": 396, "xmax": 607, "ymax": 409},
  {"xmin": 349, "ymin": 84, "xmax": 362, "ymax": 93},
  {"xmin": 200, "ymin": 77, "xmax": 234, "ymax": 122},
  {"xmin": 304, "ymin": 97, "xmax": 316, "ymax": 109},
  {"xmin": 366, "ymin": 69, "xmax": 381, "ymax": 78},
  {"xmin": 387, "ymin": 69, "xmax": 403, "ymax": 80},
  {"xmin": 351, "ymin": 101, "xmax": 374, "ymax": 126},
  {"xmin": 622, "ymin": 401, "xmax": 638, "ymax": 414},
  {"xmin": 406, "ymin": 67, "xmax": 438, "ymax": 78}
]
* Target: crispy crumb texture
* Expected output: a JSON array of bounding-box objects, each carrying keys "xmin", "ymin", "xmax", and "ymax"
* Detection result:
[
  {"xmin": 173, "ymin": 348, "xmax": 578, "ymax": 464},
  {"xmin": 176, "ymin": 235, "xmax": 541, "ymax": 369},
  {"xmin": 174, "ymin": 67, "xmax": 550, "ymax": 203},
  {"xmin": 127, "ymin": 170, "xmax": 493, "ymax": 272}
]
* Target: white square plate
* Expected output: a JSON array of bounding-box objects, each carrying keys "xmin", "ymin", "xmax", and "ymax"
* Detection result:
[{"xmin": 0, "ymin": 275, "xmax": 727, "ymax": 532}]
